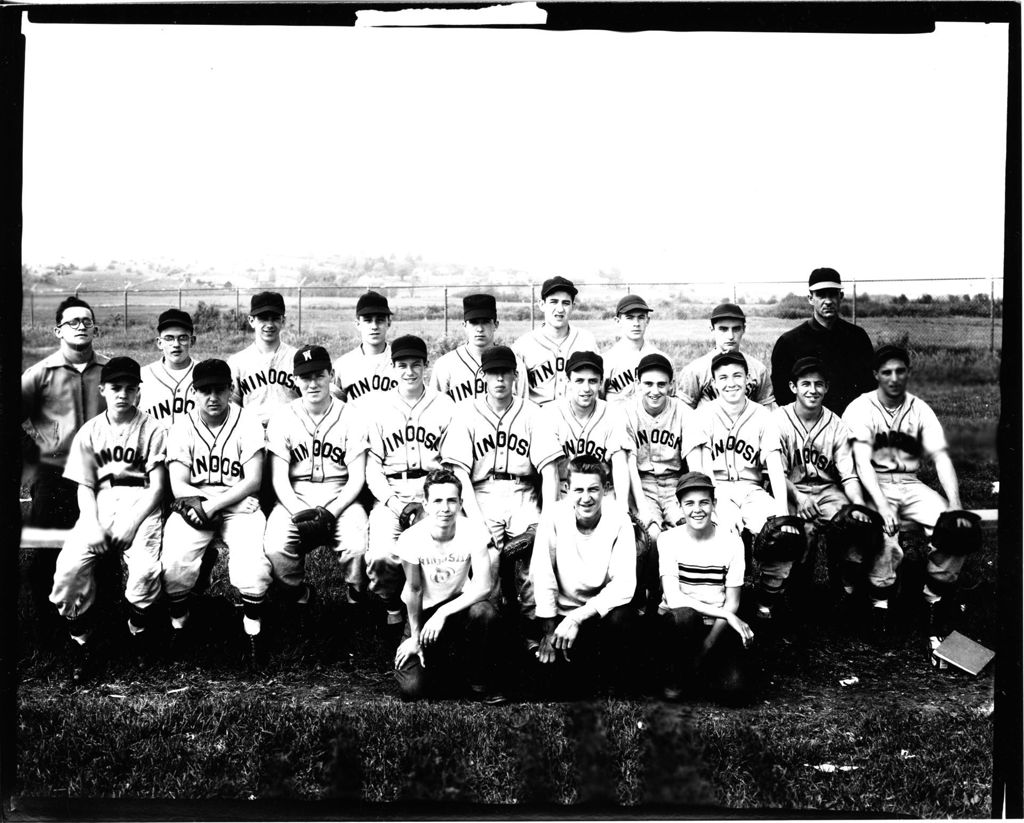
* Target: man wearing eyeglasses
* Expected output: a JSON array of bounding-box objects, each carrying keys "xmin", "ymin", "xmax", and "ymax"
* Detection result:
[
  {"xmin": 139, "ymin": 309, "xmax": 198, "ymax": 430},
  {"xmin": 22, "ymin": 296, "xmax": 109, "ymax": 530}
]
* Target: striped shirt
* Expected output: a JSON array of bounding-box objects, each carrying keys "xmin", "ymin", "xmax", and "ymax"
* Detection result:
[{"xmin": 657, "ymin": 525, "xmax": 745, "ymax": 611}]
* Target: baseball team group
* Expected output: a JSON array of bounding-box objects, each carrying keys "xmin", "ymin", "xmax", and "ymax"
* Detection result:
[{"xmin": 21, "ymin": 267, "xmax": 981, "ymax": 705}]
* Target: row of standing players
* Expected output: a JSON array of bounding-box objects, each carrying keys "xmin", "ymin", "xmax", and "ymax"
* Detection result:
[{"xmin": 23, "ymin": 269, "xmax": 979, "ymax": 702}]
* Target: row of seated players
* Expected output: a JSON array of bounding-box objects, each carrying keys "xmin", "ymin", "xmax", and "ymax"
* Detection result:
[{"xmin": 44, "ymin": 327, "xmax": 979, "ymax": 700}]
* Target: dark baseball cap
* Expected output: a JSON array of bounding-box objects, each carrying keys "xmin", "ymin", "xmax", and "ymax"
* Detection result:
[
  {"xmin": 565, "ymin": 350, "xmax": 603, "ymax": 376},
  {"xmin": 481, "ymin": 345, "xmax": 517, "ymax": 373},
  {"xmin": 677, "ymin": 471, "xmax": 715, "ymax": 496},
  {"xmin": 636, "ymin": 353, "xmax": 673, "ymax": 379},
  {"xmin": 540, "ymin": 276, "xmax": 578, "ymax": 300},
  {"xmin": 616, "ymin": 294, "xmax": 651, "ymax": 315},
  {"xmin": 710, "ymin": 302, "xmax": 746, "ymax": 324},
  {"xmin": 192, "ymin": 358, "xmax": 232, "ymax": 390},
  {"xmin": 874, "ymin": 344, "xmax": 911, "ymax": 369},
  {"xmin": 293, "ymin": 345, "xmax": 333, "ymax": 377},
  {"xmin": 391, "ymin": 335, "xmax": 428, "ymax": 362},
  {"xmin": 808, "ymin": 268, "xmax": 843, "ymax": 292},
  {"xmin": 790, "ymin": 356, "xmax": 829, "ymax": 381},
  {"xmin": 156, "ymin": 308, "xmax": 194, "ymax": 333},
  {"xmin": 250, "ymin": 291, "xmax": 286, "ymax": 315},
  {"xmin": 356, "ymin": 290, "xmax": 392, "ymax": 317},
  {"xmin": 711, "ymin": 351, "xmax": 748, "ymax": 374},
  {"xmin": 100, "ymin": 356, "xmax": 142, "ymax": 385},
  {"xmin": 463, "ymin": 294, "xmax": 497, "ymax": 322}
]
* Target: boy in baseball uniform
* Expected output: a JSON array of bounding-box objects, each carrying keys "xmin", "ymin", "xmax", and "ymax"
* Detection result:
[
  {"xmin": 678, "ymin": 303, "xmax": 774, "ymax": 410},
  {"xmin": 602, "ymin": 294, "xmax": 667, "ymax": 404},
  {"xmin": 842, "ymin": 345, "xmax": 975, "ymax": 651},
  {"xmin": 529, "ymin": 457, "xmax": 638, "ymax": 697},
  {"xmin": 394, "ymin": 469, "xmax": 505, "ymax": 704},
  {"xmin": 162, "ymin": 359, "xmax": 272, "ymax": 668},
  {"xmin": 264, "ymin": 345, "xmax": 369, "ymax": 611},
  {"xmin": 689, "ymin": 351, "xmax": 796, "ymax": 621},
  {"xmin": 48, "ymin": 357, "xmax": 167, "ymax": 684},
  {"xmin": 364, "ymin": 335, "xmax": 457, "ymax": 639},
  {"xmin": 430, "ymin": 293, "xmax": 528, "ymax": 403},
  {"xmin": 139, "ymin": 308, "xmax": 197, "ymax": 429},
  {"xmin": 331, "ymin": 290, "xmax": 398, "ymax": 405},
  {"xmin": 657, "ymin": 472, "xmax": 753, "ymax": 705},
  {"xmin": 513, "ymin": 276, "xmax": 599, "ymax": 407}
]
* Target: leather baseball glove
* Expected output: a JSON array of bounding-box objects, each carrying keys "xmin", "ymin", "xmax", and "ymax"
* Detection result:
[
  {"xmin": 502, "ymin": 524, "xmax": 537, "ymax": 563},
  {"xmin": 752, "ymin": 514, "xmax": 805, "ymax": 562},
  {"xmin": 172, "ymin": 496, "xmax": 218, "ymax": 530},
  {"xmin": 292, "ymin": 506, "xmax": 338, "ymax": 553},
  {"xmin": 398, "ymin": 501, "xmax": 425, "ymax": 531}
]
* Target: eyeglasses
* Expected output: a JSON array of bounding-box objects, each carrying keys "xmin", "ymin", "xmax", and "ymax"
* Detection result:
[
  {"xmin": 58, "ymin": 317, "xmax": 95, "ymax": 329},
  {"xmin": 160, "ymin": 334, "xmax": 192, "ymax": 344}
]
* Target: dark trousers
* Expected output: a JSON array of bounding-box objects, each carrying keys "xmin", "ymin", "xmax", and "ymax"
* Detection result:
[
  {"xmin": 395, "ymin": 599, "xmax": 502, "ymax": 700},
  {"xmin": 660, "ymin": 606, "xmax": 750, "ymax": 705},
  {"xmin": 27, "ymin": 464, "xmax": 80, "ymax": 638}
]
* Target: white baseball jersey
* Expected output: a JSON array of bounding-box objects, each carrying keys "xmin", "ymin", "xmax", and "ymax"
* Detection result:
[
  {"xmin": 622, "ymin": 396, "xmax": 698, "ymax": 475},
  {"xmin": 429, "ymin": 344, "xmax": 529, "ymax": 404},
  {"xmin": 774, "ymin": 403, "xmax": 858, "ymax": 492},
  {"xmin": 512, "ymin": 325, "xmax": 599, "ymax": 407},
  {"xmin": 227, "ymin": 342, "xmax": 300, "ymax": 426},
  {"xmin": 266, "ymin": 398, "xmax": 368, "ymax": 483},
  {"xmin": 534, "ymin": 398, "xmax": 628, "ymax": 473},
  {"xmin": 396, "ymin": 516, "xmax": 491, "ymax": 610},
  {"xmin": 332, "ymin": 343, "xmax": 398, "ymax": 404},
  {"xmin": 139, "ymin": 358, "xmax": 197, "ymax": 430},
  {"xmin": 842, "ymin": 391, "xmax": 947, "ymax": 477},
  {"xmin": 691, "ymin": 399, "xmax": 781, "ymax": 484},
  {"xmin": 64, "ymin": 409, "xmax": 167, "ymax": 488},
  {"xmin": 166, "ymin": 404, "xmax": 266, "ymax": 489},
  {"xmin": 677, "ymin": 350, "xmax": 774, "ymax": 409},
  {"xmin": 441, "ymin": 396, "xmax": 546, "ymax": 482},
  {"xmin": 365, "ymin": 387, "xmax": 455, "ymax": 487},
  {"xmin": 602, "ymin": 340, "xmax": 667, "ymax": 403}
]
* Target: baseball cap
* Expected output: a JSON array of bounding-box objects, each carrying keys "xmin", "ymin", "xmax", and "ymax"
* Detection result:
[
  {"xmin": 710, "ymin": 302, "xmax": 746, "ymax": 324},
  {"xmin": 873, "ymin": 344, "xmax": 910, "ymax": 369},
  {"xmin": 156, "ymin": 308, "xmax": 194, "ymax": 333},
  {"xmin": 540, "ymin": 276, "xmax": 578, "ymax": 300},
  {"xmin": 636, "ymin": 353, "xmax": 673, "ymax": 379},
  {"xmin": 677, "ymin": 471, "xmax": 715, "ymax": 496},
  {"xmin": 711, "ymin": 351, "xmax": 748, "ymax": 373},
  {"xmin": 565, "ymin": 350, "xmax": 603, "ymax": 376},
  {"xmin": 293, "ymin": 344, "xmax": 333, "ymax": 376},
  {"xmin": 463, "ymin": 294, "xmax": 497, "ymax": 322},
  {"xmin": 192, "ymin": 358, "xmax": 232, "ymax": 390},
  {"xmin": 356, "ymin": 290, "xmax": 392, "ymax": 317},
  {"xmin": 391, "ymin": 335, "xmax": 428, "ymax": 362},
  {"xmin": 808, "ymin": 268, "xmax": 843, "ymax": 292},
  {"xmin": 481, "ymin": 345, "xmax": 517, "ymax": 373},
  {"xmin": 100, "ymin": 356, "xmax": 142, "ymax": 385},
  {"xmin": 615, "ymin": 294, "xmax": 651, "ymax": 315},
  {"xmin": 790, "ymin": 356, "xmax": 829, "ymax": 381},
  {"xmin": 250, "ymin": 291, "xmax": 286, "ymax": 316}
]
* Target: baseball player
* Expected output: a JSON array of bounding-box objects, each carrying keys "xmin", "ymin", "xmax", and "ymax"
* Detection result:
[
  {"xmin": 48, "ymin": 357, "xmax": 167, "ymax": 684},
  {"xmin": 331, "ymin": 290, "xmax": 398, "ymax": 405},
  {"xmin": 162, "ymin": 358, "xmax": 272, "ymax": 668},
  {"xmin": 534, "ymin": 351, "xmax": 631, "ymax": 504},
  {"xmin": 688, "ymin": 351, "xmax": 797, "ymax": 621},
  {"xmin": 678, "ymin": 302, "xmax": 774, "ymax": 410},
  {"xmin": 657, "ymin": 472, "xmax": 753, "ymax": 705},
  {"xmin": 513, "ymin": 276, "xmax": 599, "ymax": 407},
  {"xmin": 364, "ymin": 335, "xmax": 457, "ymax": 641},
  {"xmin": 429, "ymin": 293, "xmax": 528, "ymax": 403},
  {"xmin": 529, "ymin": 456, "xmax": 638, "ymax": 697},
  {"xmin": 264, "ymin": 345, "xmax": 369, "ymax": 612},
  {"xmin": 602, "ymin": 294, "xmax": 667, "ymax": 404},
  {"xmin": 773, "ymin": 357, "xmax": 875, "ymax": 604},
  {"xmin": 394, "ymin": 468, "xmax": 505, "ymax": 704},
  {"xmin": 139, "ymin": 308, "xmax": 197, "ymax": 429},
  {"xmin": 842, "ymin": 344, "xmax": 976, "ymax": 653}
]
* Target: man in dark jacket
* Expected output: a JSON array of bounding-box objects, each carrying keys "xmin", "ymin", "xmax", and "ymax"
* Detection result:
[{"xmin": 771, "ymin": 268, "xmax": 875, "ymax": 414}]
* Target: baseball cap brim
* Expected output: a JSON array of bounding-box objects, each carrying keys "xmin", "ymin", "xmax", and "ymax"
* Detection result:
[{"xmin": 809, "ymin": 281, "xmax": 842, "ymax": 291}]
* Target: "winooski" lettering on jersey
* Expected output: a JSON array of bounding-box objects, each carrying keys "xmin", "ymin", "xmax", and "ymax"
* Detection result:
[
  {"xmin": 383, "ymin": 424, "xmax": 442, "ymax": 454},
  {"xmin": 237, "ymin": 369, "xmax": 296, "ymax": 396},
  {"xmin": 96, "ymin": 445, "xmax": 141, "ymax": 469},
  {"xmin": 872, "ymin": 431, "xmax": 923, "ymax": 456},
  {"xmin": 604, "ymin": 369, "xmax": 637, "ymax": 395},
  {"xmin": 446, "ymin": 377, "xmax": 486, "ymax": 403},
  {"xmin": 792, "ymin": 444, "xmax": 833, "ymax": 473},
  {"xmin": 709, "ymin": 435, "xmax": 760, "ymax": 464},
  {"xmin": 191, "ymin": 454, "xmax": 245, "ymax": 481},
  {"xmin": 145, "ymin": 396, "xmax": 196, "ymax": 421},
  {"xmin": 636, "ymin": 428, "xmax": 682, "ymax": 449},
  {"xmin": 561, "ymin": 438, "xmax": 608, "ymax": 461},
  {"xmin": 290, "ymin": 439, "xmax": 346, "ymax": 465},
  {"xmin": 472, "ymin": 430, "xmax": 531, "ymax": 461},
  {"xmin": 527, "ymin": 357, "xmax": 564, "ymax": 389},
  {"xmin": 345, "ymin": 373, "xmax": 398, "ymax": 399}
]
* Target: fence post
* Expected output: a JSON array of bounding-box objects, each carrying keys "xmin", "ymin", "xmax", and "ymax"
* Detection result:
[
  {"xmin": 990, "ymin": 277, "xmax": 996, "ymax": 353},
  {"xmin": 123, "ymin": 289, "xmax": 129, "ymax": 334},
  {"xmin": 297, "ymin": 287, "xmax": 303, "ymax": 335},
  {"xmin": 443, "ymin": 286, "xmax": 449, "ymax": 337},
  {"xmin": 732, "ymin": 282, "xmax": 737, "ymax": 304},
  {"xmin": 178, "ymin": 288, "xmax": 182, "ymax": 310},
  {"xmin": 29, "ymin": 289, "xmax": 34, "ymax": 328},
  {"xmin": 530, "ymin": 284, "xmax": 536, "ymax": 330},
  {"xmin": 236, "ymin": 288, "xmax": 240, "ymax": 316},
  {"xmin": 852, "ymin": 281, "xmax": 857, "ymax": 325}
]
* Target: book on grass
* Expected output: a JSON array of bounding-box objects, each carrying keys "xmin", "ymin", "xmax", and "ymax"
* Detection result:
[{"xmin": 933, "ymin": 631, "xmax": 995, "ymax": 675}]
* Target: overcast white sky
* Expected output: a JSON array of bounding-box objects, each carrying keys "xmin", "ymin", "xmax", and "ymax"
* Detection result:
[{"xmin": 21, "ymin": 18, "xmax": 1009, "ymax": 287}]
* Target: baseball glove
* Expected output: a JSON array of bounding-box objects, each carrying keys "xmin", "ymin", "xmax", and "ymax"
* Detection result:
[
  {"xmin": 502, "ymin": 524, "xmax": 536, "ymax": 563},
  {"xmin": 630, "ymin": 511, "xmax": 657, "ymax": 561},
  {"xmin": 292, "ymin": 506, "xmax": 338, "ymax": 553},
  {"xmin": 828, "ymin": 503, "xmax": 884, "ymax": 559},
  {"xmin": 931, "ymin": 509, "xmax": 983, "ymax": 556},
  {"xmin": 398, "ymin": 501, "xmax": 425, "ymax": 531},
  {"xmin": 752, "ymin": 514, "xmax": 805, "ymax": 562},
  {"xmin": 172, "ymin": 496, "xmax": 217, "ymax": 530}
]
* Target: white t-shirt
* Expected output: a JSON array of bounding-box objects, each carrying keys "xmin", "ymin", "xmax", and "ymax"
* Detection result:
[{"xmin": 395, "ymin": 515, "xmax": 491, "ymax": 610}]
